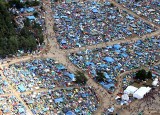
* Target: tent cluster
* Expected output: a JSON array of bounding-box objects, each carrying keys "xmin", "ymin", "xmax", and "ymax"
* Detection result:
[
  {"xmin": 69, "ymin": 36, "xmax": 160, "ymax": 92},
  {"xmin": 52, "ymin": 1, "xmax": 156, "ymax": 49},
  {"xmin": 117, "ymin": 0, "xmax": 160, "ymax": 25},
  {"xmin": 3, "ymin": 59, "xmax": 77, "ymax": 92},
  {"xmin": 21, "ymin": 87, "xmax": 99, "ymax": 114},
  {"xmin": 0, "ymin": 96, "xmax": 26, "ymax": 114}
]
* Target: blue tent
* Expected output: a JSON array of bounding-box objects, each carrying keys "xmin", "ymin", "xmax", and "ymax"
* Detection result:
[
  {"xmin": 114, "ymin": 44, "xmax": 121, "ymax": 49},
  {"xmin": 57, "ymin": 65, "xmax": 65, "ymax": 70},
  {"xmin": 66, "ymin": 73, "xmax": 75, "ymax": 81},
  {"xmin": 136, "ymin": 52, "xmax": 143, "ymax": 56},
  {"xmin": 115, "ymin": 50, "xmax": 121, "ymax": 54},
  {"xmin": 18, "ymin": 108, "xmax": 25, "ymax": 113},
  {"xmin": 101, "ymin": 83, "xmax": 115, "ymax": 90},
  {"xmin": 66, "ymin": 111, "xmax": 76, "ymax": 115},
  {"xmin": 92, "ymin": 8, "xmax": 98, "ymax": 13},
  {"xmin": 121, "ymin": 48, "xmax": 126, "ymax": 51},
  {"xmin": 103, "ymin": 57, "xmax": 114, "ymax": 62},
  {"xmin": 85, "ymin": 62, "xmax": 95, "ymax": 66},
  {"xmin": 146, "ymin": 29, "xmax": 152, "ymax": 33},
  {"xmin": 126, "ymin": 15, "xmax": 134, "ymax": 20},
  {"xmin": 121, "ymin": 53, "xmax": 128, "ymax": 57},
  {"xmin": 82, "ymin": 93, "xmax": 89, "ymax": 98},
  {"xmin": 26, "ymin": 16, "xmax": 35, "ymax": 20},
  {"xmin": 20, "ymin": 8, "xmax": 25, "ymax": 13},
  {"xmin": 61, "ymin": 39, "xmax": 67, "ymax": 44},
  {"xmin": 26, "ymin": 7, "xmax": 35, "ymax": 12},
  {"xmin": 104, "ymin": 72, "xmax": 110, "ymax": 79},
  {"xmin": 18, "ymin": 84, "xmax": 26, "ymax": 92},
  {"xmin": 54, "ymin": 98, "xmax": 64, "ymax": 103}
]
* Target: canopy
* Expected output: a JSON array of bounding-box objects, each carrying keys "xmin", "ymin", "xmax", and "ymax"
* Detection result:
[
  {"xmin": 133, "ymin": 87, "xmax": 151, "ymax": 99},
  {"xmin": 124, "ymin": 86, "xmax": 138, "ymax": 94}
]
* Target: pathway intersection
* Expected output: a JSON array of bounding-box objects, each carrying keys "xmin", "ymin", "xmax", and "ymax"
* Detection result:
[{"xmin": 0, "ymin": 0, "xmax": 159, "ymax": 115}]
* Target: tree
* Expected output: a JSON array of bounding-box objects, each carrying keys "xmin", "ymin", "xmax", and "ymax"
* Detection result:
[
  {"xmin": 147, "ymin": 71, "xmax": 152, "ymax": 79},
  {"xmin": 75, "ymin": 71, "xmax": 87, "ymax": 85},
  {"xmin": 135, "ymin": 69, "xmax": 153, "ymax": 81},
  {"xmin": 95, "ymin": 71, "xmax": 105, "ymax": 82},
  {"xmin": 33, "ymin": 12, "xmax": 39, "ymax": 17}
]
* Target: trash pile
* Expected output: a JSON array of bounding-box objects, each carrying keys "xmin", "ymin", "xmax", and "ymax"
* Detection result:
[
  {"xmin": 0, "ymin": 96, "xmax": 26, "ymax": 115},
  {"xmin": 116, "ymin": 0, "xmax": 160, "ymax": 25},
  {"xmin": 3, "ymin": 58, "xmax": 77, "ymax": 92},
  {"xmin": 52, "ymin": 1, "xmax": 156, "ymax": 49},
  {"xmin": 68, "ymin": 36, "xmax": 160, "ymax": 92},
  {"xmin": 21, "ymin": 87, "xmax": 99, "ymax": 115}
]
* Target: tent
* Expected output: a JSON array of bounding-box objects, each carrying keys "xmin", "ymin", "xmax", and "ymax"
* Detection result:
[
  {"xmin": 26, "ymin": 7, "xmax": 35, "ymax": 12},
  {"xmin": 65, "ymin": 73, "xmax": 76, "ymax": 81},
  {"xmin": 103, "ymin": 72, "xmax": 110, "ymax": 79},
  {"xmin": 61, "ymin": 39, "xmax": 67, "ymax": 44},
  {"xmin": 133, "ymin": 87, "xmax": 151, "ymax": 99},
  {"xmin": 26, "ymin": 16, "xmax": 35, "ymax": 20},
  {"xmin": 103, "ymin": 57, "xmax": 114, "ymax": 63},
  {"xmin": 66, "ymin": 111, "xmax": 76, "ymax": 115},
  {"xmin": 152, "ymin": 78, "xmax": 159, "ymax": 86},
  {"xmin": 122, "ymin": 94, "xmax": 129, "ymax": 101},
  {"xmin": 54, "ymin": 98, "xmax": 64, "ymax": 103},
  {"xmin": 18, "ymin": 84, "xmax": 26, "ymax": 92},
  {"xmin": 114, "ymin": 44, "xmax": 121, "ymax": 49},
  {"xmin": 124, "ymin": 86, "xmax": 138, "ymax": 94},
  {"xmin": 126, "ymin": 15, "xmax": 134, "ymax": 20},
  {"xmin": 18, "ymin": 108, "xmax": 25, "ymax": 113},
  {"xmin": 92, "ymin": 8, "xmax": 98, "ymax": 13}
]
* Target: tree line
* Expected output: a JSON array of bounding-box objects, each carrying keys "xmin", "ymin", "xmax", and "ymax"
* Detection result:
[{"xmin": 0, "ymin": 1, "xmax": 43, "ymax": 58}]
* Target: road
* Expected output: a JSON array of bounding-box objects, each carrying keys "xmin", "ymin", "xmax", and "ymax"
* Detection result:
[{"xmin": 0, "ymin": 0, "xmax": 159, "ymax": 115}]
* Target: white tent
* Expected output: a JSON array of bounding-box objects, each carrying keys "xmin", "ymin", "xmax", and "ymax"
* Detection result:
[
  {"xmin": 124, "ymin": 86, "xmax": 138, "ymax": 94},
  {"xmin": 152, "ymin": 78, "xmax": 159, "ymax": 86},
  {"xmin": 122, "ymin": 94, "xmax": 129, "ymax": 101},
  {"xmin": 148, "ymin": 9, "xmax": 155, "ymax": 12},
  {"xmin": 133, "ymin": 87, "xmax": 151, "ymax": 99}
]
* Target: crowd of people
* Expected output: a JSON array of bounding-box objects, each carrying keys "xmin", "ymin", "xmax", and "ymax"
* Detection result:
[
  {"xmin": 68, "ymin": 36, "xmax": 160, "ymax": 92},
  {"xmin": 21, "ymin": 87, "xmax": 99, "ymax": 115},
  {"xmin": 116, "ymin": 0, "xmax": 160, "ymax": 25},
  {"xmin": 52, "ymin": 1, "xmax": 156, "ymax": 49},
  {"xmin": 3, "ymin": 58, "xmax": 78, "ymax": 92}
]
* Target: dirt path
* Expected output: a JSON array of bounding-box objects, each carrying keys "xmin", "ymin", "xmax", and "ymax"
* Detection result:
[
  {"xmin": 0, "ymin": 0, "xmax": 159, "ymax": 115},
  {"xmin": 67, "ymin": 30, "xmax": 160, "ymax": 53}
]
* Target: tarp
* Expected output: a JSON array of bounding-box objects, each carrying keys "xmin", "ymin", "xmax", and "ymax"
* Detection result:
[
  {"xmin": 113, "ymin": 44, "xmax": 121, "ymax": 49},
  {"xmin": 26, "ymin": 16, "xmax": 35, "ymax": 20},
  {"xmin": 66, "ymin": 111, "xmax": 76, "ymax": 115},
  {"xmin": 54, "ymin": 98, "xmax": 64, "ymax": 103},
  {"xmin": 103, "ymin": 57, "xmax": 114, "ymax": 62}
]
